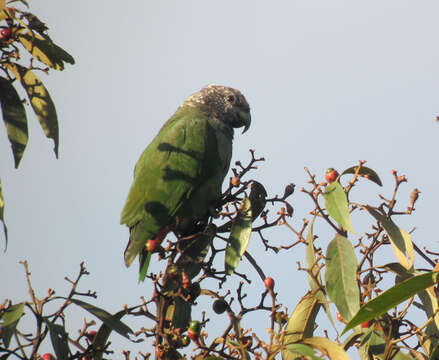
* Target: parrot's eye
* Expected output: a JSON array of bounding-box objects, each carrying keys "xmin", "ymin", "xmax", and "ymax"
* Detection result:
[{"xmin": 227, "ymin": 95, "xmax": 235, "ymax": 104}]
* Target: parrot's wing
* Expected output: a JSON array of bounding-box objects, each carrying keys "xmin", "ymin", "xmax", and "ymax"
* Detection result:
[{"xmin": 121, "ymin": 109, "xmax": 220, "ymax": 266}]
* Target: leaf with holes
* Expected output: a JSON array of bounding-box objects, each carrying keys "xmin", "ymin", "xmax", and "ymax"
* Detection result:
[
  {"xmin": 44, "ymin": 320, "xmax": 70, "ymax": 359},
  {"xmin": 6, "ymin": 63, "xmax": 59, "ymax": 157},
  {"xmin": 18, "ymin": 32, "xmax": 75, "ymax": 71}
]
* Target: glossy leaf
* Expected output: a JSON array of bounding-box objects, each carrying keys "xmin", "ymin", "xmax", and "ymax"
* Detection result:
[
  {"xmin": 341, "ymin": 165, "xmax": 382, "ymax": 186},
  {"xmin": 249, "ymin": 181, "xmax": 267, "ymax": 220},
  {"xmin": 282, "ymin": 294, "xmax": 321, "ymax": 359},
  {"xmin": 225, "ymin": 198, "xmax": 252, "ymax": 275},
  {"xmin": 0, "ymin": 178, "xmax": 7, "ymax": 248},
  {"xmin": 302, "ymin": 337, "xmax": 350, "ymax": 360},
  {"xmin": 18, "ymin": 32, "xmax": 75, "ymax": 71},
  {"xmin": 68, "ymin": 298, "xmax": 134, "ymax": 339},
  {"xmin": 343, "ymin": 271, "xmax": 439, "ymax": 334},
  {"xmin": 44, "ymin": 320, "xmax": 69, "ymax": 359},
  {"xmin": 0, "ymin": 76, "xmax": 28, "ymax": 167},
  {"xmin": 365, "ymin": 206, "xmax": 414, "ymax": 270},
  {"xmin": 325, "ymin": 234, "xmax": 360, "ymax": 322},
  {"xmin": 323, "ymin": 182, "xmax": 355, "ymax": 233},
  {"xmin": 6, "ymin": 63, "xmax": 59, "ymax": 157}
]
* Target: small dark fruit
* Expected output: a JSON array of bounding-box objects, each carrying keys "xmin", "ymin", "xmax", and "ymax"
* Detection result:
[{"xmin": 212, "ymin": 299, "xmax": 228, "ymax": 314}]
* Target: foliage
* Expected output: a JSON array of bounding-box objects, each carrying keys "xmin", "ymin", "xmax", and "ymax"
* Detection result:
[
  {"xmin": 1, "ymin": 151, "xmax": 437, "ymax": 360},
  {"xmin": 0, "ymin": 0, "xmax": 74, "ymax": 246}
]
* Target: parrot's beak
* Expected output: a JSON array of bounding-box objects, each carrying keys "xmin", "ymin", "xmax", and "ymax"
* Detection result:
[{"xmin": 240, "ymin": 111, "xmax": 251, "ymax": 134}]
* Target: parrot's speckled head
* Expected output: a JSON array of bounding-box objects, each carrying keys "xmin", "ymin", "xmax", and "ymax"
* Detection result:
[{"xmin": 185, "ymin": 84, "xmax": 251, "ymax": 137}]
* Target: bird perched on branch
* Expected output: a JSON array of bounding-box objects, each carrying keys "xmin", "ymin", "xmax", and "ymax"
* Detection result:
[{"xmin": 120, "ymin": 84, "xmax": 251, "ymax": 273}]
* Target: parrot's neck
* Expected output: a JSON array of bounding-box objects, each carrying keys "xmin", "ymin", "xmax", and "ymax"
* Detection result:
[{"xmin": 208, "ymin": 117, "xmax": 234, "ymax": 140}]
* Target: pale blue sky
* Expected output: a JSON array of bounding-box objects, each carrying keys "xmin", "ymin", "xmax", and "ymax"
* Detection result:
[{"xmin": 1, "ymin": 1, "xmax": 439, "ymax": 357}]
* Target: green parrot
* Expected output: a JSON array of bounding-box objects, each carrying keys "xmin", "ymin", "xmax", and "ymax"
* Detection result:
[{"xmin": 120, "ymin": 84, "xmax": 251, "ymax": 269}]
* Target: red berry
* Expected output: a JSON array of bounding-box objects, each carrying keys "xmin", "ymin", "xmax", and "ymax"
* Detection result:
[
  {"xmin": 85, "ymin": 330, "xmax": 97, "ymax": 342},
  {"xmin": 0, "ymin": 28, "xmax": 12, "ymax": 40},
  {"xmin": 187, "ymin": 328, "xmax": 198, "ymax": 342},
  {"xmin": 6, "ymin": 8, "xmax": 16, "ymax": 18},
  {"xmin": 336, "ymin": 312, "xmax": 343, "ymax": 322},
  {"xmin": 231, "ymin": 176, "xmax": 240, "ymax": 187},
  {"xmin": 361, "ymin": 320, "xmax": 372, "ymax": 328},
  {"xmin": 146, "ymin": 239, "xmax": 161, "ymax": 252},
  {"xmin": 264, "ymin": 277, "xmax": 275, "ymax": 291},
  {"xmin": 41, "ymin": 354, "xmax": 56, "ymax": 360},
  {"xmin": 182, "ymin": 271, "xmax": 191, "ymax": 289},
  {"xmin": 325, "ymin": 168, "xmax": 339, "ymax": 183}
]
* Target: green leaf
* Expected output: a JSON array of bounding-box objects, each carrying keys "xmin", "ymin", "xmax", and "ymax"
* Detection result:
[
  {"xmin": 0, "ymin": 302, "xmax": 24, "ymax": 347},
  {"xmin": 0, "ymin": 178, "xmax": 8, "ymax": 249},
  {"xmin": 6, "ymin": 63, "xmax": 59, "ymax": 157},
  {"xmin": 249, "ymin": 181, "xmax": 267, "ymax": 220},
  {"xmin": 325, "ymin": 234, "xmax": 360, "ymax": 322},
  {"xmin": 0, "ymin": 76, "xmax": 28, "ymax": 168},
  {"xmin": 282, "ymin": 294, "xmax": 321, "ymax": 359},
  {"xmin": 430, "ymin": 344, "xmax": 439, "ymax": 360},
  {"xmin": 225, "ymin": 198, "xmax": 252, "ymax": 275},
  {"xmin": 302, "ymin": 337, "xmax": 350, "ymax": 360},
  {"xmin": 382, "ymin": 262, "xmax": 439, "ymax": 352},
  {"xmin": 365, "ymin": 206, "xmax": 414, "ymax": 270},
  {"xmin": 178, "ymin": 224, "xmax": 215, "ymax": 279},
  {"xmin": 68, "ymin": 298, "xmax": 134, "ymax": 339},
  {"xmin": 341, "ymin": 165, "xmax": 382, "ymax": 186},
  {"xmin": 0, "ymin": 302, "xmax": 24, "ymax": 326},
  {"xmin": 43, "ymin": 320, "xmax": 69, "ymax": 359},
  {"xmin": 323, "ymin": 182, "xmax": 355, "ymax": 233},
  {"xmin": 94, "ymin": 306, "xmax": 142, "ymax": 360},
  {"xmin": 285, "ymin": 343, "xmax": 323, "ymax": 360},
  {"xmin": 343, "ymin": 271, "xmax": 439, "ymax": 334},
  {"xmin": 138, "ymin": 250, "xmax": 151, "ymax": 283},
  {"xmin": 18, "ymin": 32, "xmax": 75, "ymax": 71},
  {"xmin": 359, "ymin": 328, "xmax": 385, "ymax": 359},
  {"xmin": 166, "ymin": 297, "xmax": 191, "ymax": 330},
  {"xmin": 305, "ymin": 218, "xmax": 336, "ymax": 328}
]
